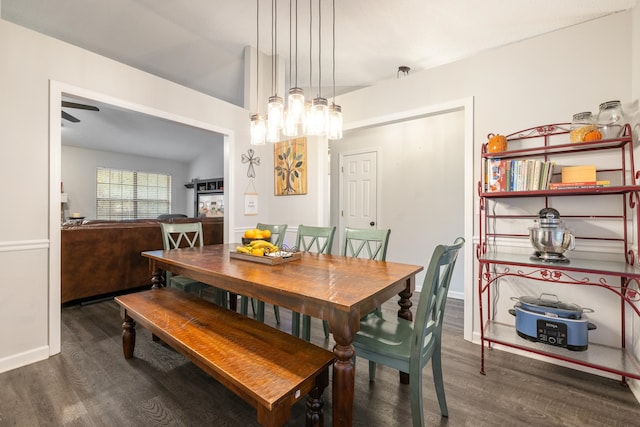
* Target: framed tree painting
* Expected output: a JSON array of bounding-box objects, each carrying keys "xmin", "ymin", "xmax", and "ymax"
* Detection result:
[{"xmin": 274, "ymin": 137, "xmax": 307, "ymax": 195}]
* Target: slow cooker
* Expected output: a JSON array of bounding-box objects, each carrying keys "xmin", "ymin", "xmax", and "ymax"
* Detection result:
[{"xmin": 509, "ymin": 294, "xmax": 596, "ymax": 351}]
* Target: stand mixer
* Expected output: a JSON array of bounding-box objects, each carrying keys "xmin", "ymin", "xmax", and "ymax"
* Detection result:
[{"xmin": 529, "ymin": 208, "xmax": 575, "ymax": 263}]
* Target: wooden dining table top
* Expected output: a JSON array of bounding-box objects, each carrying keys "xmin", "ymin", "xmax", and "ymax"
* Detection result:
[{"xmin": 142, "ymin": 243, "xmax": 424, "ymax": 321}]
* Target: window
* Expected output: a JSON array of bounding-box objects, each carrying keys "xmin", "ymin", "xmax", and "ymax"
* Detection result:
[{"xmin": 96, "ymin": 167, "xmax": 171, "ymax": 220}]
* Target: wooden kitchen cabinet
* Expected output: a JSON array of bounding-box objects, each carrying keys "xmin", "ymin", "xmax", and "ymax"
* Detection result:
[{"xmin": 477, "ymin": 123, "xmax": 640, "ymax": 383}]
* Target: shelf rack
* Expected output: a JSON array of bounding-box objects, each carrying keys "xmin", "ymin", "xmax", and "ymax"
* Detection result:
[{"xmin": 477, "ymin": 123, "xmax": 640, "ymax": 383}]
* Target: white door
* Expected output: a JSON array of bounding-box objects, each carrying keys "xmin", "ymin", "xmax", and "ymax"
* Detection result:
[{"xmin": 341, "ymin": 151, "xmax": 378, "ymax": 230}]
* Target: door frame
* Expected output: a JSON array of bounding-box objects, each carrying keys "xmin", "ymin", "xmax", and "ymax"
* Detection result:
[
  {"xmin": 338, "ymin": 148, "xmax": 382, "ymax": 248},
  {"xmin": 48, "ymin": 80, "xmax": 234, "ymax": 355},
  {"xmin": 340, "ymin": 97, "xmax": 474, "ymax": 342}
]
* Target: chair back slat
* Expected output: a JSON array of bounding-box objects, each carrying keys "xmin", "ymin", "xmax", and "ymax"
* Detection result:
[
  {"xmin": 412, "ymin": 237, "xmax": 464, "ymax": 361},
  {"xmin": 161, "ymin": 222, "xmax": 204, "ymax": 250},
  {"xmin": 257, "ymin": 223, "xmax": 288, "ymax": 247},
  {"xmin": 296, "ymin": 225, "xmax": 336, "ymax": 254},
  {"xmin": 340, "ymin": 227, "xmax": 390, "ymax": 261}
]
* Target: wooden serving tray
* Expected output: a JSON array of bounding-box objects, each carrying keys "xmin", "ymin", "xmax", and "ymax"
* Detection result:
[{"xmin": 229, "ymin": 251, "xmax": 302, "ymax": 265}]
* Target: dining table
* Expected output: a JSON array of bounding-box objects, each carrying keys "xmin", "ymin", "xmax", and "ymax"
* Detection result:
[{"xmin": 142, "ymin": 243, "xmax": 423, "ymax": 426}]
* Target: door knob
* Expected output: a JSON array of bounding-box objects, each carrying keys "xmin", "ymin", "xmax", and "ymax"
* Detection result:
[{"xmin": 370, "ymin": 221, "xmax": 375, "ymax": 227}]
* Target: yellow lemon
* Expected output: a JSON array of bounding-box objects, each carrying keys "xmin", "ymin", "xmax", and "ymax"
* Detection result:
[
  {"xmin": 244, "ymin": 229, "xmax": 257, "ymax": 239},
  {"xmin": 261, "ymin": 229, "xmax": 272, "ymax": 239},
  {"xmin": 251, "ymin": 247, "xmax": 265, "ymax": 256}
]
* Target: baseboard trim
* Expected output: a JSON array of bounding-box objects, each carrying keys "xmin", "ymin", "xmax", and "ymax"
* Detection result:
[
  {"xmin": 448, "ymin": 290, "xmax": 463, "ymax": 300},
  {"xmin": 0, "ymin": 345, "xmax": 50, "ymax": 374}
]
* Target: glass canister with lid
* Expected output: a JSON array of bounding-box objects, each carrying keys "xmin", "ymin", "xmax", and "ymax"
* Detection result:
[
  {"xmin": 569, "ymin": 112, "xmax": 596, "ymax": 143},
  {"xmin": 596, "ymin": 100, "xmax": 625, "ymax": 139}
]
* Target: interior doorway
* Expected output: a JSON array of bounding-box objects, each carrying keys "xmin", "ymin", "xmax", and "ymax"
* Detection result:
[
  {"xmin": 48, "ymin": 81, "xmax": 234, "ymax": 355},
  {"xmin": 331, "ymin": 97, "xmax": 474, "ymax": 342}
]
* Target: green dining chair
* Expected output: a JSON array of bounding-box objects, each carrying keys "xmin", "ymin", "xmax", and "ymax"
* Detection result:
[
  {"xmin": 341, "ymin": 227, "xmax": 391, "ymax": 260},
  {"xmin": 353, "ymin": 237, "xmax": 464, "ymax": 427},
  {"xmin": 291, "ymin": 225, "xmax": 336, "ymax": 341},
  {"xmin": 160, "ymin": 222, "xmax": 228, "ymax": 308},
  {"xmin": 257, "ymin": 222, "xmax": 287, "ymax": 248},
  {"xmin": 240, "ymin": 223, "xmax": 288, "ymax": 323},
  {"xmin": 318, "ymin": 227, "xmax": 391, "ymax": 339}
]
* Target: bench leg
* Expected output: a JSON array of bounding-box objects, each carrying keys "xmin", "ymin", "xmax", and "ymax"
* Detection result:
[
  {"xmin": 306, "ymin": 367, "xmax": 329, "ymax": 427},
  {"xmin": 121, "ymin": 311, "xmax": 136, "ymax": 359},
  {"xmin": 257, "ymin": 406, "xmax": 289, "ymax": 427}
]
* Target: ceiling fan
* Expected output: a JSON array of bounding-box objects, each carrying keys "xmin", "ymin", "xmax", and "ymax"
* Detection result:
[{"xmin": 61, "ymin": 100, "xmax": 99, "ymax": 123}]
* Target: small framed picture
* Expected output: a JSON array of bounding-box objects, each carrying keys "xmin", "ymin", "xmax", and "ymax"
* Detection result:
[{"xmin": 244, "ymin": 193, "xmax": 258, "ymax": 216}]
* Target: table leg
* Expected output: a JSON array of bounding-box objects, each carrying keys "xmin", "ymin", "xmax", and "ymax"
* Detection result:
[
  {"xmin": 397, "ymin": 278, "xmax": 414, "ymax": 384},
  {"xmin": 149, "ymin": 264, "xmax": 164, "ymax": 342},
  {"xmin": 150, "ymin": 266, "xmax": 164, "ymax": 289},
  {"xmin": 330, "ymin": 312, "xmax": 357, "ymax": 427}
]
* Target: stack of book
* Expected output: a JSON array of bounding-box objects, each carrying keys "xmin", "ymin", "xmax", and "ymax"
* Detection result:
[
  {"xmin": 486, "ymin": 159, "xmax": 556, "ymax": 192},
  {"xmin": 548, "ymin": 181, "xmax": 610, "ymax": 190},
  {"xmin": 552, "ymin": 165, "xmax": 610, "ymax": 190}
]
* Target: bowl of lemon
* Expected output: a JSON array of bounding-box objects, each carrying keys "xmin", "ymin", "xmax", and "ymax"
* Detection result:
[{"xmin": 242, "ymin": 228, "xmax": 272, "ymax": 245}]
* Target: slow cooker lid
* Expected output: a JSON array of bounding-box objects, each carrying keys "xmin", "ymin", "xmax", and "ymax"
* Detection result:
[{"xmin": 518, "ymin": 294, "xmax": 582, "ymax": 313}]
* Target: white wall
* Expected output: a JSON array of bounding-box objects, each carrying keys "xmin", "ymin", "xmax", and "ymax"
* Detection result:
[
  {"xmin": 330, "ymin": 111, "xmax": 466, "ymax": 297},
  {"xmin": 0, "ymin": 17, "xmax": 257, "ymax": 373},
  {"xmin": 634, "ymin": 5, "xmax": 640, "ymax": 101},
  {"xmin": 62, "ymin": 145, "xmax": 192, "ymax": 219}
]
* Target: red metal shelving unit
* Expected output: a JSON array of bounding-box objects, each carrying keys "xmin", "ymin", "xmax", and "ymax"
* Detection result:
[{"xmin": 477, "ymin": 123, "xmax": 640, "ymax": 383}]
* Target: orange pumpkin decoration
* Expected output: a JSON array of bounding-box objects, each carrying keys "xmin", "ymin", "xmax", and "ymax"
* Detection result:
[
  {"xmin": 583, "ymin": 129, "xmax": 602, "ymax": 142},
  {"xmin": 487, "ymin": 133, "xmax": 507, "ymax": 153}
]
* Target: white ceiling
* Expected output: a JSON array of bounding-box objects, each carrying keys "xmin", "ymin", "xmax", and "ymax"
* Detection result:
[
  {"xmin": 60, "ymin": 96, "xmax": 222, "ymax": 163},
  {"xmin": 3, "ymin": 0, "xmax": 638, "ymax": 160}
]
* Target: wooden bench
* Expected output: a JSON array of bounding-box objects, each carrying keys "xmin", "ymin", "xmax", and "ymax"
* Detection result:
[{"xmin": 114, "ymin": 288, "xmax": 334, "ymax": 427}]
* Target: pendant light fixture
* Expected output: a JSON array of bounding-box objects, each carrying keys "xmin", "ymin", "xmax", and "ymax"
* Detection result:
[
  {"xmin": 251, "ymin": 0, "xmax": 342, "ymax": 143},
  {"xmin": 302, "ymin": 0, "xmax": 314, "ymax": 136},
  {"xmin": 308, "ymin": 0, "xmax": 328, "ymax": 136},
  {"xmin": 250, "ymin": 0, "xmax": 266, "ymax": 146},
  {"xmin": 283, "ymin": 0, "xmax": 304, "ymax": 137},
  {"xmin": 327, "ymin": 0, "xmax": 342, "ymax": 140},
  {"xmin": 266, "ymin": 0, "xmax": 284, "ymax": 143}
]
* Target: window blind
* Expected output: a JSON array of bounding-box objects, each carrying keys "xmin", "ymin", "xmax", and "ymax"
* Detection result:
[{"xmin": 96, "ymin": 167, "xmax": 171, "ymax": 220}]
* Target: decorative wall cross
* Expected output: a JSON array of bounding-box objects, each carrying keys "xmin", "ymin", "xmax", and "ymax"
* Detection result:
[{"xmin": 241, "ymin": 148, "xmax": 260, "ymax": 178}]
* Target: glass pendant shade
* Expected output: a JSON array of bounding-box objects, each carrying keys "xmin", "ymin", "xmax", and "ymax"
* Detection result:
[
  {"xmin": 328, "ymin": 103, "xmax": 343, "ymax": 140},
  {"xmin": 302, "ymin": 100, "xmax": 313, "ymax": 134},
  {"xmin": 267, "ymin": 95, "xmax": 284, "ymax": 129},
  {"xmin": 266, "ymin": 95, "xmax": 284, "ymax": 142},
  {"xmin": 283, "ymin": 108, "xmax": 301, "ymax": 137},
  {"xmin": 250, "ymin": 114, "xmax": 266, "ymax": 145},
  {"xmin": 308, "ymin": 97, "xmax": 328, "ymax": 136},
  {"xmin": 266, "ymin": 117, "xmax": 281, "ymax": 142},
  {"xmin": 287, "ymin": 87, "xmax": 305, "ymax": 123}
]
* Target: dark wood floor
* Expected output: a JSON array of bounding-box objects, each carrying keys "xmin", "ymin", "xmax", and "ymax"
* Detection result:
[{"xmin": 1, "ymin": 291, "xmax": 639, "ymax": 426}]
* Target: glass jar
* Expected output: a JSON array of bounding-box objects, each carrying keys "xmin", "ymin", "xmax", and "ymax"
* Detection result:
[
  {"xmin": 596, "ymin": 100, "xmax": 625, "ymax": 139},
  {"xmin": 569, "ymin": 112, "xmax": 596, "ymax": 143}
]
